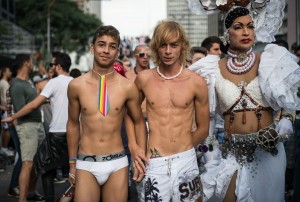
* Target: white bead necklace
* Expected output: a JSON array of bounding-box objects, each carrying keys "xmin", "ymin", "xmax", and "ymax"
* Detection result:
[
  {"xmin": 156, "ymin": 65, "xmax": 183, "ymax": 80},
  {"xmin": 226, "ymin": 48, "xmax": 256, "ymax": 75}
]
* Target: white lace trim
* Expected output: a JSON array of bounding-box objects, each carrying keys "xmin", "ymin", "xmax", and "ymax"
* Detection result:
[
  {"xmin": 187, "ymin": 0, "xmax": 286, "ymax": 43},
  {"xmin": 259, "ymin": 44, "xmax": 300, "ymax": 111}
]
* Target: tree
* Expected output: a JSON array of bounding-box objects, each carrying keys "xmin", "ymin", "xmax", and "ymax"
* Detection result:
[{"xmin": 16, "ymin": 0, "xmax": 101, "ymax": 54}]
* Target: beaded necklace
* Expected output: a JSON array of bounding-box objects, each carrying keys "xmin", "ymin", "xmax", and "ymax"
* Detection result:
[
  {"xmin": 226, "ymin": 48, "xmax": 256, "ymax": 75},
  {"xmin": 156, "ymin": 65, "xmax": 183, "ymax": 80}
]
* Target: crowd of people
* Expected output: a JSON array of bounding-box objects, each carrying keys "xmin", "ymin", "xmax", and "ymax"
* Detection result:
[{"xmin": 0, "ymin": 1, "xmax": 300, "ymax": 202}]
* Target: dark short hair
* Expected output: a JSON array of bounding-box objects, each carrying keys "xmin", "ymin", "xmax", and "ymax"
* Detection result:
[
  {"xmin": 55, "ymin": 52, "xmax": 71, "ymax": 73},
  {"xmin": 92, "ymin": 25, "xmax": 120, "ymax": 46},
  {"xmin": 14, "ymin": 54, "xmax": 31, "ymax": 72},
  {"xmin": 69, "ymin": 68, "xmax": 82, "ymax": 78},
  {"xmin": 190, "ymin": 46, "xmax": 207, "ymax": 57},
  {"xmin": 201, "ymin": 36, "xmax": 222, "ymax": 51}
]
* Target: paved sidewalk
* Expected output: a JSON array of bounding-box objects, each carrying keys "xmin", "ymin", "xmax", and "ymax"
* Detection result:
[{"xmin": 0, "ymin": 164, "xmax": 139, "ymax": 202}]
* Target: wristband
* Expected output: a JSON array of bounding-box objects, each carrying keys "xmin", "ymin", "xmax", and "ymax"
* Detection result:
[
  {"xmin": 281, "ymin": 114, "xmax": 294, "ymax": 123},
  {"xmin": 69, "ymin": 158, "xmax": 76, "ymax": 164}
]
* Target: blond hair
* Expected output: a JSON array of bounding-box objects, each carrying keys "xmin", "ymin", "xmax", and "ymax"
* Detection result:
[{"xmin": 150, "ymin": 20, "xmax": 190, "ymax": 66}]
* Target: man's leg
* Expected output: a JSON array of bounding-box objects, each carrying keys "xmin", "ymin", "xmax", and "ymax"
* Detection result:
[
  {"xmin": 102, "ymin": 166, "xmax": 128, "ymax": 202},
  {"xmin": 224, "ymin": 171, "xmax": 237, "ymax": 202},
  {"xmin": 18, "ymin": 161, "xmax": 33, "ymax": 202},
  {"xmin": 74, "ymin": 169, "xmax": 100, "ymax": 202},
  {"xmin": 42, "ymin": 169, "xmax": 56, "ymax": 202}
]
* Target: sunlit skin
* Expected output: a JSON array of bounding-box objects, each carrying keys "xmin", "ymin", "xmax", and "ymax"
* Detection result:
[
  {"xmin": 91, "ymin": 35, "xmax": 119, "ymax": 71},
  {"xmin": 135, "ymin": 46, "xmax": 150, "ymax": 69},
  {"xmin": 158, "ymin": 41, "xmax": 182, "ymax": 74},
  {"xmin": 67, "ymin": 34, "xmax": 147, "ymax": 201},
  {"xmin": 208, "ymin": 42, "xmax": 222, "ymax": 56},
  {"xmin": 228, "ymin": 15, "xmax": 255, "ymax": 52},
  {"xmin": 134, "ymin": 38, "xmax": 209, "ymax": 157},
  {"xmin": 218, "ymin": 15, "xmax": 274, "ymax": 202}
]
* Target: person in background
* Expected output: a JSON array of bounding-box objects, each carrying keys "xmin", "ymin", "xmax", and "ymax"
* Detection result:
[
  {"xmin": 3, "ymin": 52, "xmax": 73, "ymax": 202},
  {"xmin": 9, "ymin": 54, "xmax": 45, "ymax": 202},
  {"xmin": 201, "ymin": 36, "xmax": 223, "ymax": 56},
  {"xmin": 190, "ymin": 46, "xmax": 207, "ymax": 64},
  {"xmin": 0, "ymin": 66, "xmax": 13, "ymax": 157},
  {"xmin": 69, "ymin": 68, "xmax": 82, "ymax": 78}
]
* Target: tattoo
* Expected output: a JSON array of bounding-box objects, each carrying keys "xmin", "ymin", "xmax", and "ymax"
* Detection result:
[{"xmin": 150, "ymin": 148, "xmax": 161, "ymax": 158}]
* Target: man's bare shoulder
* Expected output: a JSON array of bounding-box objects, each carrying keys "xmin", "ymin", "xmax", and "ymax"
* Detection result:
[
  {"xmin": 184, "ymin": 68, "xmax": 207, "ymax": 87},
  {"xmin": 68, "ymin": 71, "xmax": 90, "ymax": 90},
  {"xmin": 136, "ymin": 68, "xmax": 155, "ymax": 82}
]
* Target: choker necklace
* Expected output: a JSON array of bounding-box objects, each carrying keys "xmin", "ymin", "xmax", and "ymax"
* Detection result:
[
  {"xmin": 156, "ymin": 65, "xmax": 183, "ymax": 80},
  {"xmin": 92, "ymin": 68, "xmax": 114, "ymax": 77},
  {"xmin": 226, "ymin": 48, "xmax": 256, "ymax": 75}
]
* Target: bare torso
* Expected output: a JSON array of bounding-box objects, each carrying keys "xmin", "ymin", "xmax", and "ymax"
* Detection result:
[
  {"xmin": 126, "ymin": 69, "xmax": 147, "ymax": 117},
  {"xmin": 73, "ymin": 71, "xmax": 133, "ymax": 155},
  {"xmin": 137, "ymin": 68, "xmax": 201, "ymax": 157},
  {"xmin": 219, "ymin": 53, "xmax": 273, "ymax": 134}
]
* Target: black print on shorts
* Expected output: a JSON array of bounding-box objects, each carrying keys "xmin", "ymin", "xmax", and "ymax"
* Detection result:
[
  {"xmin": 145, "ymin": 177, "xmax": 162, "ymax": 202},
  {"xmin": 179, "ymin": 173, "xmax": 202, "ymax": 201}
]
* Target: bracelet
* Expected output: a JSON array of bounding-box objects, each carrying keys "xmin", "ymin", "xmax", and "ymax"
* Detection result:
[
  {"xmin": 69, "ymin": 173, "xmax": 76, "ymax": 179},
  {"xmin": 281, "ymin": 114, "xmax": 294, "ymax": 123},
  {"xmin": 69, "ymin": 158, "xmax": 76, "ymax": 164}
]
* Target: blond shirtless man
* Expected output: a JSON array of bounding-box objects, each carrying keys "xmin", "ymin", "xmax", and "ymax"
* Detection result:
[
  {"xmin": 135, "ymin": 21, "xmax": 210, "ymax": 201},
  {"xmin": 67, "ymin": 25, "xmax": 147, "ymax": 202}
]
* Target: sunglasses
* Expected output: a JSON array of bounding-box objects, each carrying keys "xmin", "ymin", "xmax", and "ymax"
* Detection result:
[
  {"xmin": 135, "ymin": 52, "xmax": 150, "ymax": 58},
  {"xmin": 49, "ymin": 63, "xmax": 58, "ymax": 67}
]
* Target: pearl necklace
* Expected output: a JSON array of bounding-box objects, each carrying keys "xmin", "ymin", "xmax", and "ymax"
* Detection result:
[
  {"xmin": 156, "ymin": 65, "xmax": 183, "ymax": 80},
  {"xmin": 92, "ymin": 68, "xmax": 114, "ymax": 77},
  {"xmin": 226, "ymin": 48, "xmax": 256, "ymax": 75}
]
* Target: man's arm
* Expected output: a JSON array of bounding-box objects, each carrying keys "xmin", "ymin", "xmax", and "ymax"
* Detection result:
[
  {"xmin": 192, "ymin": 75, "xmax": 210, "ymax": 146},
  {"xmin": 66, "ymin": 80, "xmax": 81, "ymax": 185},
  {"xmin": 125, "ymin": 81, "xmax": 148, "ymax": 182},
  {"xmin": 2, "ymin": 95, "xmax": 46, "ymax": 122}
]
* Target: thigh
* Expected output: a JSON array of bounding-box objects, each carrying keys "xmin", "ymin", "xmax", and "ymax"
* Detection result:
[
  {"xmin": 16, "ymin": 123, "xmax": 39, "ymax": 161},
  {"xmin": 75, "ymin": 169, "xmax": 100, "ymax": 202},
  {"xmin": 101, "ymin": 166, "xmax": 128, "ymax": 202},
  {"xmin": 224, "ymin": 171, "xmax": 237, "ymax": 202}
]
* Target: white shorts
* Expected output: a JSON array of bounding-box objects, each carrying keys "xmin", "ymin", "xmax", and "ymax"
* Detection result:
[
  {"xmin": 141, "ymin": 148, "xmax": 202, "ymax": 202},
  {"xmin": 1, "ymin": 111, "xmax": 8, "ymax": 129},
  {"xmin": 76, "ymin": 153, "xmax": 128, "ymax": 186}
]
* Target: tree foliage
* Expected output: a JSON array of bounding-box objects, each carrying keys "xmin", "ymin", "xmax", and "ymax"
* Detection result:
[{"xmin": 16, "ymin": 0, "xmax": 102, "ymax": 53}]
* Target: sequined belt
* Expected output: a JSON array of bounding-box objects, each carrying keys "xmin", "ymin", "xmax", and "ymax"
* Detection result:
[{"xmin": 221, "ymin": 123, "xmax": 281, "ymax": 165}]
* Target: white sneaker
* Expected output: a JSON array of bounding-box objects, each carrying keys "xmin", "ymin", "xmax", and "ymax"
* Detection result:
[{"xmin": 1, "ymin": 148, "xmax": 14, "ymax": 157}]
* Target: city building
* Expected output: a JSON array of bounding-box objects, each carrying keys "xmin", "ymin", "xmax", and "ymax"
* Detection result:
[{"xmin": 0, "ymin": 0, "xmax": 35, "ymax": 64}]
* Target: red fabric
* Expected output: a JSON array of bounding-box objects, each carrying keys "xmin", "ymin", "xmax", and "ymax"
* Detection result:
[{"xmin": 114, "ymin": 62, "xmax": 126, "ymax": 78}]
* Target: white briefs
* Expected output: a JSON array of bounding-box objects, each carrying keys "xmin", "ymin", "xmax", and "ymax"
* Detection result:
[{"xmin": 76, "ymin": 155, "xmax": 128, "ymax": 186}]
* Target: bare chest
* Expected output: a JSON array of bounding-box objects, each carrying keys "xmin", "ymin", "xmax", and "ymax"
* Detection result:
[
  {"xmin": 79, "ymin": 80, "xmax": 127, "ymax": 116},
  {"xmin": 144, "ymin": 78, "xmax": 194, "ymax": 109}
]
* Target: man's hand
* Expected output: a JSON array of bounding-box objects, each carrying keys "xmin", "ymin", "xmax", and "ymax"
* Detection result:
[
  {"xmin": 276, "ymin": 117, "xmax": 293, "ymax": 139},
  {"xmin": 130, "ymin": 145, "xmax": 148, "ymax": 182},
  {"xmin": 68, "ymin": 166, "xmax": 76, "ymax": 186},
  {"xmin": 1, "ymin": 116, "xmax": 13, "ymax": 123}
]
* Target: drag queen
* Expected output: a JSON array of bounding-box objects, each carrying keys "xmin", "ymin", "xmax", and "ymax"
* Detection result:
[{"xmin": 188, "ymin": 1, "xmax": 300, "ymax": 201}]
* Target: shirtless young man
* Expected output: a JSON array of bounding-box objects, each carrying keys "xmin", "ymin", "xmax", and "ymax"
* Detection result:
[
  {"xmin": 135, "ymin": 21, "xmax": 210, "ymax": 201},
  {"xmin": 67, "ymin": 25, "xmax": 147, "ymax": 202}
]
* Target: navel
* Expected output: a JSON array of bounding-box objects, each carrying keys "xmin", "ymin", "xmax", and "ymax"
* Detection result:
[{"xmin": 99, "ymin": 139, "xmax": 104, "ymax": 143}]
